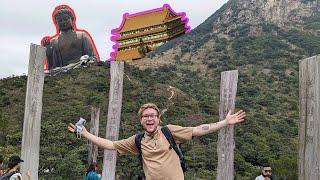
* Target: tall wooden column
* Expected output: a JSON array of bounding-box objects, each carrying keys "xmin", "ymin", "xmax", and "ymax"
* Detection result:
[
  {"xmin": 102, "ymin": 61, "xmax": 124, "ymax": 180},
  {"xmin": 217, "ymin": 70, "xmax": 238, "ymax": 180},
  {"xmin": 21, "ymin": 44, "xmax": 46, "ymax": 180},
  {"xmin": 88, "ymin": 107, "xmax": 100, "ymax": 164},
  {"xmin": 299, "ymin": 56, "xmax": 320, "ymax": 180}
]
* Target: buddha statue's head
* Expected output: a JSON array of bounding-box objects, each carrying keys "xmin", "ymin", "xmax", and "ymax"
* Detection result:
[{"xmin": 53, "ymin": 6, "xmax": 75, "ymax": 32}]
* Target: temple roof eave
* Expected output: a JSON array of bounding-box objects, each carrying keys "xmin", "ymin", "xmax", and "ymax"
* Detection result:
[
  {"xmin": 116, "ymin": 48, "xmax": 144, "ymax": 60},
  {"xmin": 116, "ymin": 21, "xmax": 185, "ymax": 42},
  {"xmin": 117, "ymin": 29, "xmax": 185, "ymax": 49}
]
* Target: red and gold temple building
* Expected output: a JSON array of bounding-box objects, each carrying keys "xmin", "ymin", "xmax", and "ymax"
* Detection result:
[{"xmin": 111, "ymin": 4, "xmax": 190, "ymax": 61}]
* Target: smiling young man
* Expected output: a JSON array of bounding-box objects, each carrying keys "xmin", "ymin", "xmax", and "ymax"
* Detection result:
[{"xmin": 68, "ymin": 103, "xmax": 246, "ymax": 180}]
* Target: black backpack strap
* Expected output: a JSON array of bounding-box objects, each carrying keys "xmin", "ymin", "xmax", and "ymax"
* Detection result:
[
  {"xmin": 161, "ymin": 126, "xmax": 176, "ymax": 149},
  {"xmin": 0, "ymin": 171, "xmax": 15, "ymax": 180},
  {"xmin": 161, "ymin": 126, "xmax": 187, "ymax": 172},
  {"xmin": 135, "ymin": 132, "xmax": 144, "ymax": 167}
]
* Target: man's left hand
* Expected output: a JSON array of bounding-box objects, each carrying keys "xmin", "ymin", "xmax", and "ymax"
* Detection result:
[{"xmin": 226, "ymin": 110, "xmax": 246, "ymax": 125}]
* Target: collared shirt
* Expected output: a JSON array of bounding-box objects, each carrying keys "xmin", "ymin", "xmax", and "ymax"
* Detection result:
[
  {"xmin": 255, "ymin": 175, "xmax": 268, "ymax": 180},
  {"xmin": 113, "ymin": 125, "xmax": 193, "ymax": 180}
]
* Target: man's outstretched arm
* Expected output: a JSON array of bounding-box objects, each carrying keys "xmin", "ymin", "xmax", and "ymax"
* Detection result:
[
  {"xmin": 68, "ymin": 123, "xmax": 115, "ymax": 150},
  {"xmin": 192, "ymin": 110, "xmax": 246, "ymax": 137}
]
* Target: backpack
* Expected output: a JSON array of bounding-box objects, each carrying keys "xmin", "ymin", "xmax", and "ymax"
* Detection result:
[
  {"xmin": 0, "ymin": 171, "xmax": 16, "ymax": 180},
  {"xmin": 135, "ymin": 126, "xmax": 187, "ymax": 172}
]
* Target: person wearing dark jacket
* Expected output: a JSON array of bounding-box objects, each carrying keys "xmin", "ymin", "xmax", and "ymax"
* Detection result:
[
  {"xmin": 0, "ymin": 155, "xmax": 23, "ymax": 180},
  {"xmin": 0, "ymin": 154, "xmax": 3, "ymax": 176}
]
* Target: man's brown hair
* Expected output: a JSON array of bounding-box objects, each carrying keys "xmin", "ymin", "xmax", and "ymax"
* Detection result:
[{"xmin": 138, "ymin": 103, "xmax": 160, "ymax": 119}]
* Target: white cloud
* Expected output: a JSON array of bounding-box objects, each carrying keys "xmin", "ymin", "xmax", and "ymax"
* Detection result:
[{"xmin": 0, "ymin": 0, "xmax": 227, "ymax": 78}]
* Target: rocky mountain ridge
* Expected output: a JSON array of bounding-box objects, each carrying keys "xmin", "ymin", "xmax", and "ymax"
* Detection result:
[{"xmin": 213, "ymin": 0, "xmax": 319, "ymax": 36}]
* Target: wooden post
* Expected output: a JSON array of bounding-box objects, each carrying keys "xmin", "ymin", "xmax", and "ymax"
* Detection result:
[
  {"xmin": 21, "ymin": 44, "xmax": 46, "ymax": 180},
  {"xmin": 217, "ymin": 70, "xmax": 238, "ymax": 180},
  {"xmin": 88, "ymin": 107, "xmax": 100, "ymax": 164},
  {"xmin": 101, "ymin": 61, "xmax": 124, "ymax": 180},
  {"xmin": 299, "ymin": 56, "xmax": 320, "ymax": 180}
]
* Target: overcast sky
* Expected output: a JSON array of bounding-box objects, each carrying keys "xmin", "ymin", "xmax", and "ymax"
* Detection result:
[{"xmin": 0, "ymin": 0, "xmax": 227, "ymax": 79}]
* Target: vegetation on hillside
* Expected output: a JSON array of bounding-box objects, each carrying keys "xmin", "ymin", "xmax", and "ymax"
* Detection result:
[{"xmin": 0, "ymin": 55, "xmax": 299, "ymax": 179}]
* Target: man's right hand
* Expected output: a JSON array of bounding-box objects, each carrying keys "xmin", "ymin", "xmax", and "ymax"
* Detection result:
[
  {"xmin": 68, "ymin": 123, "xmax": 115, "ymax": 150},
  {"xmin": 68, "ymin": 123, "xmax": 88, "ymax": 135}
]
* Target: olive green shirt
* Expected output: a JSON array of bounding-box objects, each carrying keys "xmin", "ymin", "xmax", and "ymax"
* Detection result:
[{"xmin": 113, "ymin": 125, "xmax": 193, "ymax": 180}]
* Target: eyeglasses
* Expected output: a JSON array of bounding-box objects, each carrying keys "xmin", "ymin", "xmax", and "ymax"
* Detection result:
[{"xmin": 141, "ymin": 114, "xmax": 158, "ymax": 120}]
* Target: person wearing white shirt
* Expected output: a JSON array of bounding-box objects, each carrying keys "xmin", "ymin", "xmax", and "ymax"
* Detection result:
[{"xmin": 255, "ymin": 163, "xmax": 273, "ymax": 180}]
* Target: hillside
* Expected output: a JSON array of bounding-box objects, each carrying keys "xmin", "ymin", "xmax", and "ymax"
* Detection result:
[{"xmin": 2, "ymin": 0, "xmax": 320, "ymax": 179}]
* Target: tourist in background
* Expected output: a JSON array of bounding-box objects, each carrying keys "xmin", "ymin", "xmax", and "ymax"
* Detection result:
[
  {"xmin": 85, "ymin": 162, "xmax": 101, "ymax": 180},
  {"xmin": 255, "ymin": 163, "xmax": 274, "ymax": 180}
]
